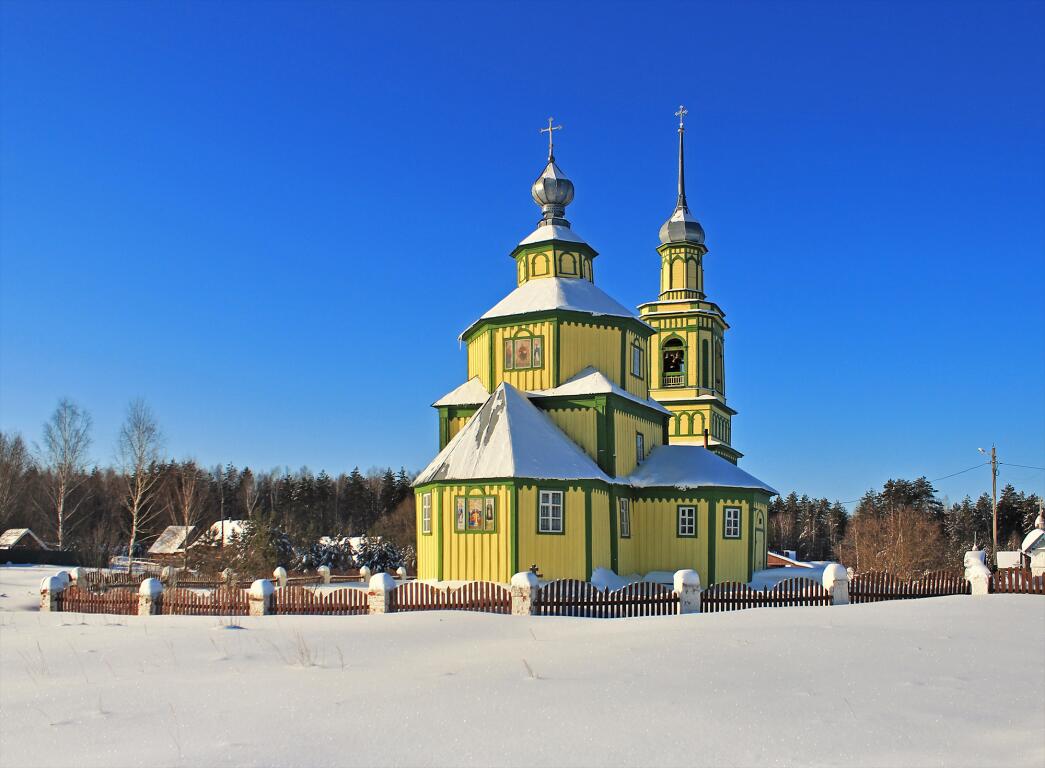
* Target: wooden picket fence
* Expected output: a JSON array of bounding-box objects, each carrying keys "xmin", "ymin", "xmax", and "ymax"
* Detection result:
[
  {"xmin": 991, "ymin": 568, "xmax": 1045, "ymax": 595},
  {"xmin": 55, "ymin": 585, "xmax": 138, "ymax": 615},
  {"xmin": 533, "ymin": 579, "xmax": 679, "ymax": 618},
  {"xmin": 848, "ymin": 570, "xmax": 970, "ymax": 604},
  {"xmin": 159, "ymin": 587, "xmax": 249, "ymax": 616},
  {"xmin": 271, "ymin": 586, "xmax": 369, "ymax": 615},
  {"xmin": 700, "ymin": 578, "xmax": 831, "ymax": 613},
  {"xmin": 392, "ymin": 581, "xmax": 511, "ymax": 614},
  {"xmin": 79, "ymin": 569, "xmax": 151, "ymax": 592}
]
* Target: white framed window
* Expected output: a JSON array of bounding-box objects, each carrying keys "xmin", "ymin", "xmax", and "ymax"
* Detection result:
[
  {"xmin": 421, "ymin": 493, "xmax": 432, "ymax": 535},
  {"xmin": 677, "ymin": 505, "xmax": 696, "ymax": 537},
  {"xmin": 631, "ymin": 344, "xmax": 644, "ymax": 378},
  {"xmin": 618, "ymin": 498, "xmax": 631, "ymax": 539},
  {"xmin": 538, "ymin": 490, "xmax": 564, "ymax": 534},
  {"xmin": 635, "ymin": 432, "xmax": 645, "ymax": 464},
  {"xmin": 724, "ymin": 506, "xmax": 741, "ymax": 539}
]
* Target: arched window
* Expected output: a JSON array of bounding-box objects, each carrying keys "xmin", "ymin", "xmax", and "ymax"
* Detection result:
[{"xmin": 662, "ymin": 337, "xmax": 685, "ymax": 387}]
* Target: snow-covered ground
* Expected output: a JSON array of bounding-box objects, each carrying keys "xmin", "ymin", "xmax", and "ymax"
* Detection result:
[{"xmin": 1, "ymin": 564, "xmax": 1042, "ymax": 768}]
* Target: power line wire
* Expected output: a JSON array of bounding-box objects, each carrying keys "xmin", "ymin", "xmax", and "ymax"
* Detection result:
[
  {"xmin": 836, "ymin": 461, "xmax": 990, "ymax": 506},
  {"xmin": 1000, "ymin": 462, "xmax": 1045, "ymax": 471}
]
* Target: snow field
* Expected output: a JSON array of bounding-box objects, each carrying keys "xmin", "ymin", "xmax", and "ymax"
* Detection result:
[{"xmin": 1, "ymin": 565, "xmax": 1042, "ymax": 768}]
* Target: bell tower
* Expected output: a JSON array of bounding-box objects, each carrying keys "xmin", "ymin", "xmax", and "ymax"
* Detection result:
[{"xmin": 639, "ymin": 106, "xmax": 741, "ymax": 463}]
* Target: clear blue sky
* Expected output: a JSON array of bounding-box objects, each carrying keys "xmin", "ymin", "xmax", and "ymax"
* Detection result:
[{"xmin": 1, "ymin": 1, "xmax": 1043, "ymax": 506}]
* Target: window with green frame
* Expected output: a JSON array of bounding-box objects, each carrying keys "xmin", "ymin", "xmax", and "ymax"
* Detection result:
[
  {"xmin": 504, "ymin": 334, "xmax": 544, "ymax": 371},
  {"xmin": 723, "ymin": 506, "xmax": 741, "ymax": 538},
  {"xmin": 538, "ymin": 490, "xmax": 564, "ymax": 534},
  {"xmin": 618, "ymin": 498, "xmax": 631, "ymax": 538},
  {"xmin": 635, "ymin": 432, "xmax": 645, "ymax": 464},
  {"xmin": 454, "ymin": 495, "xmax": 496, "ymax": 533},
  {"xmin": 677, "ymin": 505, "xmax": 696, "ymax": 537},
  {"xmin": 630, "ymin": 343, "xmax": 644, "ymax": 378},
  {"xmin": 421, "ymin": 493, "xmax": 432, "ymax": 535}
]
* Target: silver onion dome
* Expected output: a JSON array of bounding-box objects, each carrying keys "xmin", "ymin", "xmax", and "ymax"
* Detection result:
[
  {"xmin": 532, "ymin": 159, "xmax": 575, "ymax": 227},
  {"xmin": 659, "ymin": 105, "xmax": 705, "ymax": 245}
]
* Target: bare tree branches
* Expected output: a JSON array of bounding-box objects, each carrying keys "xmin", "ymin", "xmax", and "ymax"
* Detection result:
[
  {"xmin": 38, "ymin": 399, "xmax": 93, "ymax": 548},
  {"xmin": 0, "ymin": 432, "xmax": 32, "ymax": 528},
  {"xmin": 116, "ymin": 399, "xmax": 164, "ymax": 566},
  {"xmin": 168, "ymin": 460, "xmax": 204, "ymax": 569}
]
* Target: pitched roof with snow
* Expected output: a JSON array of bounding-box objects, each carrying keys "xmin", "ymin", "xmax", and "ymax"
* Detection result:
[
  {"xmin": 433, "ymin": 377, "xmax": 490, "ymax": 407},
  {"xmin": 0, "ymin": 528, "xmax": 49, "ymax": 550},
  {"xmin": 414, "ymin": 383, "xmax": 611, "ymax": 485},
  {"xmin": 517, "ymin": 224, "xmax": 588, "ymax": 246},
  {"xmin": 207, "ymin": 520, "xmax": 249, "ymax": 545},
  {"xmin": 461, "ymin": 278, "xmax": 649, "ymax": 339},
  {"xmin": 530, "ymin": 366, "xmax": 671, "ymax": 416},
  {"xmin": 149, "ymin": 525, "xmax": 197, "ymax": 555},
  {"xmin": 1020, "ymin": 528, "xmax": 1044, "ymax": 554},
  {"xmin": 627, "ymin": 445, "xmax": 777, "ymax": 495}
]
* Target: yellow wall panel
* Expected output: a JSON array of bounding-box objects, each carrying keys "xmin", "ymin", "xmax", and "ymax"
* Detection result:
[
  {"xmin": 614, "ymin": 410, "xmax": 664, "ymax": 477},
  {"xmin": 713, "ymin": 496, "xmax": 751, "ymax": 583},
  {"xmin": 414, "ymin": 489, "xmax": 441, "ymax": 580},
  {"xmin": 447, "ymin": 416, "xmax": 470, "ymax": 443},
  {"xmin": 544, "ymin": 407, "xmax": 598, "ymax": 462},
  {"xmin": 492, "ymin": 321, "xmax": 553, "ymax": 391},
  {"xmin": 435, "ymin": 484, "xmax": 514, "ymax": 584},
  {"xmin": 516, "ymin": 484, "xmax": 587, "ymax": 581},
  {"xmin": 560, "ymin": 322, "xmax": 621, "ymax": 384},
  {"xmin": 466, "ymin": 331, "xmax": 490, "ymax": 389},
  {"xmin": 590, "ymin": 488, "xmax": 611, "ymax": 572}
]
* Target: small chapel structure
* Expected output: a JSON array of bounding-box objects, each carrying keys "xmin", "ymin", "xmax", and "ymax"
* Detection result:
[{"xmin": 413, "ymin": 110, "xmax": 777, "ymax": 585}]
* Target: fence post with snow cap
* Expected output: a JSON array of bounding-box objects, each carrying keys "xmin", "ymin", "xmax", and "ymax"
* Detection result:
[
  {"xmin": 367, "ymin": 572, "xmax": 397, "ymax": 614},
  {"xmin": 359, "ymin": 565, "xmax": 372, "ymax": 582},
  {"xmin": 822, "ymin": 563, "xmax": 849, "ymax": 605},
  {"xmin": 249, "ymin": 579, "xmax": 274, "ymax": 616},
  {"xmin": 396, "ymin": 566, "xmax": 408, "ymax": 580},
  {"xmin": 964, "ymin": 555, "xmax": 992, "ymax": 596},
  {"xmin": 674, "ymin": 569, "xmax": 701, "ymax": 614},
  {"xmin": 138, "ymin": 578, "xmax": 163, "ymax": 616},
  {"xmin": 39, "ymin": 574, "xmax": 67, "ymax": 612},
  {"xmin": 272, "ymin": 567, "xmax": 287, "ymax": 588},
  {"xmin": 510, "ymin": 571, "xmax": 540, "ymax": 615},
  {"xmin": 69, "ymin": 567, "xmax": 86, "ymax": 586},
  {"xmin": 317, "ymin": 565, "xmax": 331, "ymax": 584}
]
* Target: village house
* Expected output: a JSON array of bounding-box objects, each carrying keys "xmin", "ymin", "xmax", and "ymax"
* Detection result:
[{"xmin": 413, "ymin": 112, "xmax": 777, "ymax": 585}]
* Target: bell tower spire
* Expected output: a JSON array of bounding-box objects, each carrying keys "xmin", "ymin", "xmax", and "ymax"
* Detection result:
[{"xmin": 675, "ymin": 105, "xmax": 688, "ymax": 209}]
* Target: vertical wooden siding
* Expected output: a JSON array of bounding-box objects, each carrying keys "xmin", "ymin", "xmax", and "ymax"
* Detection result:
[
  {"xmin": 559, "ymin": 322, "xmax": 621, "ymax": 386},
  {"xmin": 617, "ymin": 497, "xmax": 710, "ymax": 584},
  {"xmin": 415, "ymin": 489, "xmax": 440, "ymax": 580},
  {"xmin": 516, "ymin": 484, "xmax": 587, "ymax": 580},
  {"xmin": 437, "ymin": 484, "xmax": 513, "ymax": 583},
  {"xmin": 589, "ymin": 488, "xmax": 611, "ymax": 572},
  {"xmin": 544, "ymin": 407, "xmax": 598, "ymax": 461},
  {"xmin": 613, "ymin": 410, "xmax": 664, "ymax": 477}
]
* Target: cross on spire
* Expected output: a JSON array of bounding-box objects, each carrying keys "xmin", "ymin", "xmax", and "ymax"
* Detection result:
[
  {"xmin": 540, "ymin": 117, "xmax": 562, "ymax": 162},
  {"xmin": 675, "ymin": 104, "xmax": 688, "ymax": 131},
  {"xmin": 675, "ymin": 105, "xmax": 688, "ymax": 207}
]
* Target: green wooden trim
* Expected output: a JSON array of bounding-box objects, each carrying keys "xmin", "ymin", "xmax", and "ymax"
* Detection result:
[
  {"xmin": 438, "ymin": 410, "xmax": 448, "ymax": 450},
  {"xmin": 608, "ymin": 486, "xmax": 619, "ymax": 573},
  {"xmin": 619, "ymin": 329, "xmax": 627, "ymax": 389},
  {"xmin": 708, "ymin": 501, "xmax": 717, "ymax": 584},
  {"xmin": 536, "ymin": 488, "xmax": 566, "ymax": 535},
  {"xmin": 552, "ymin": 318, "xmax": 560, "ymax": 386},
  {"xmin": 487, "ymin": 331, "xmax": 494, "ymax": 389},
  {"xmin": 511, "ymin": 485, "xmax": 519, "ymax": 575},
  {"xmin": 605, "ymin": 400, "xmax": 617, "ymax": 477},
  {"xmin": 461, "ymin": 308, "xmax": 655, "ymax": 345},
  {"xmin": 584, "ymin": 488, "xmax": 592, "ymax": 580},
  {"xmin": 435, "ymin": 489, "xmax": 443, "ymax": 580},
  {"xmin": 676, "ymin": 504, "xmax": 698, "ymax": 538}
]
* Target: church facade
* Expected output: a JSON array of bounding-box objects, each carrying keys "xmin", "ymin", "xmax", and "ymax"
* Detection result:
[{"xmin": 413, "ymin": 112, "xmax": 775, "ymax": 586}]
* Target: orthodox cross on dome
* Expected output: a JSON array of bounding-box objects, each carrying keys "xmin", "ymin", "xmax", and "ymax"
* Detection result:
[
  {"xmin": 540, "ymin": 117, "xmax": 562, "ymax": 162},
  {"xmin": 675, "ymin": 105, "xmax": 689, "ymax": 208}
]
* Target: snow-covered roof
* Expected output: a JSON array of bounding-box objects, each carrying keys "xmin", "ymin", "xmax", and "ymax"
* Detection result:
[
  {"xmin": 414, "ymin": 383, "xmax": 611, "ymax": 485},
  {"xmin": 529, "ymin": 366, "xmax": 671, "ymax": 416},
  {"xmin": 148, "ymin": 525, "xmax": 196, "ymax": 555},
  {"xmin": 433, "ymin": 377, "xmax": 489, "ymax": 407},
  {"xmin": 0, "ymin": 528, "xmax": 48, "ymax": 550},
  {"xmin": 207, "ymin": 520, "xmax": 249, "ymax": 545},
  {"xmin": 462, "ymin": 278, "xmax": 648, "ymax": 338},
  {"xmin": 626, "ymin": 445, "xmax": 777, "ymax": 495},
  {"xmin": 517, "ymin": 223, "xmax": 588, "ymax": 246},
  {"xmin": 1020, "ymin": 528, "xmax": 1044, "ymax": 554}
]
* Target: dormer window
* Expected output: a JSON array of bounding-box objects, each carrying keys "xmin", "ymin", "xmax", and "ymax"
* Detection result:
[{"xmin": 630, "ymin": 343, "xmax": 644, "ymax": 378}]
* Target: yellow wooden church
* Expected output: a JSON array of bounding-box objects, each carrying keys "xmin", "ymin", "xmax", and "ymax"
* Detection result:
[{"xmin": 413, "ymin": 110, "xmax": 776, "ymax": 586}]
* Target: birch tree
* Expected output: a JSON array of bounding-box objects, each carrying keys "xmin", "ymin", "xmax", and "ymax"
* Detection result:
[
  {"xmin": 117, "ymin": 399, "xmax": 164, "ymax": 568},
  {"xmin": 168, "ymin": 460, "xmax": 204, "ymax": 569},
  {"xmin": 39, "ymin": 399, "xmax": 92, "ymax": 548}
]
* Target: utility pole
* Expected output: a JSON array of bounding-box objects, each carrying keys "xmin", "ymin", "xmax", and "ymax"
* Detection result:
[{"xmin": 978, "ymin": 444, "xmax": 999, "ymax": 563}]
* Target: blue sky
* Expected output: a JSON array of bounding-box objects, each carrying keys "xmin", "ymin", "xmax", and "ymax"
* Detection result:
[{"xmin": 1, "ymin": 1, "xmax": 1043, "ymax": 505}]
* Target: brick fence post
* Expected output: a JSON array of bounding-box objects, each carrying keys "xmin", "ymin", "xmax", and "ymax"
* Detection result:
[
  {"xmin": 39, "ymin": 575, "xmax": 66, "ymax": 612},
  {"xmin": 138, "ymin": 578, "xmax": 163, "ymax": 616},
  {"xmin": 249, "ymin": 579, "xmax": 274, "ymax": 616},
  {"xmin": 674, "ymin": 569, "xmax": 701, "ymax": 614},
  {"xmin": 823, "ymin": 563, "xmax": 849, "ymax": 605},
  {"xmin": 510, "ymin": 571, "xmax": 539, "ymax": 615},
  {"xmin": 368, "ymin": 572, "xmax": 397, "ymax": 614}
]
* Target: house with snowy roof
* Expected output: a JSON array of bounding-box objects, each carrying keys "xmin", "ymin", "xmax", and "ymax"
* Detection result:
[{"xmin": 414, "ymin": 112, "xmax": 777, "ymax": 585}]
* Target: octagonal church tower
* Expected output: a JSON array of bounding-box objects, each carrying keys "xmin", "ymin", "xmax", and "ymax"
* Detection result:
[{"xmin": 414, "ymin": 121, "xmax": 775, "ymax": 586}]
